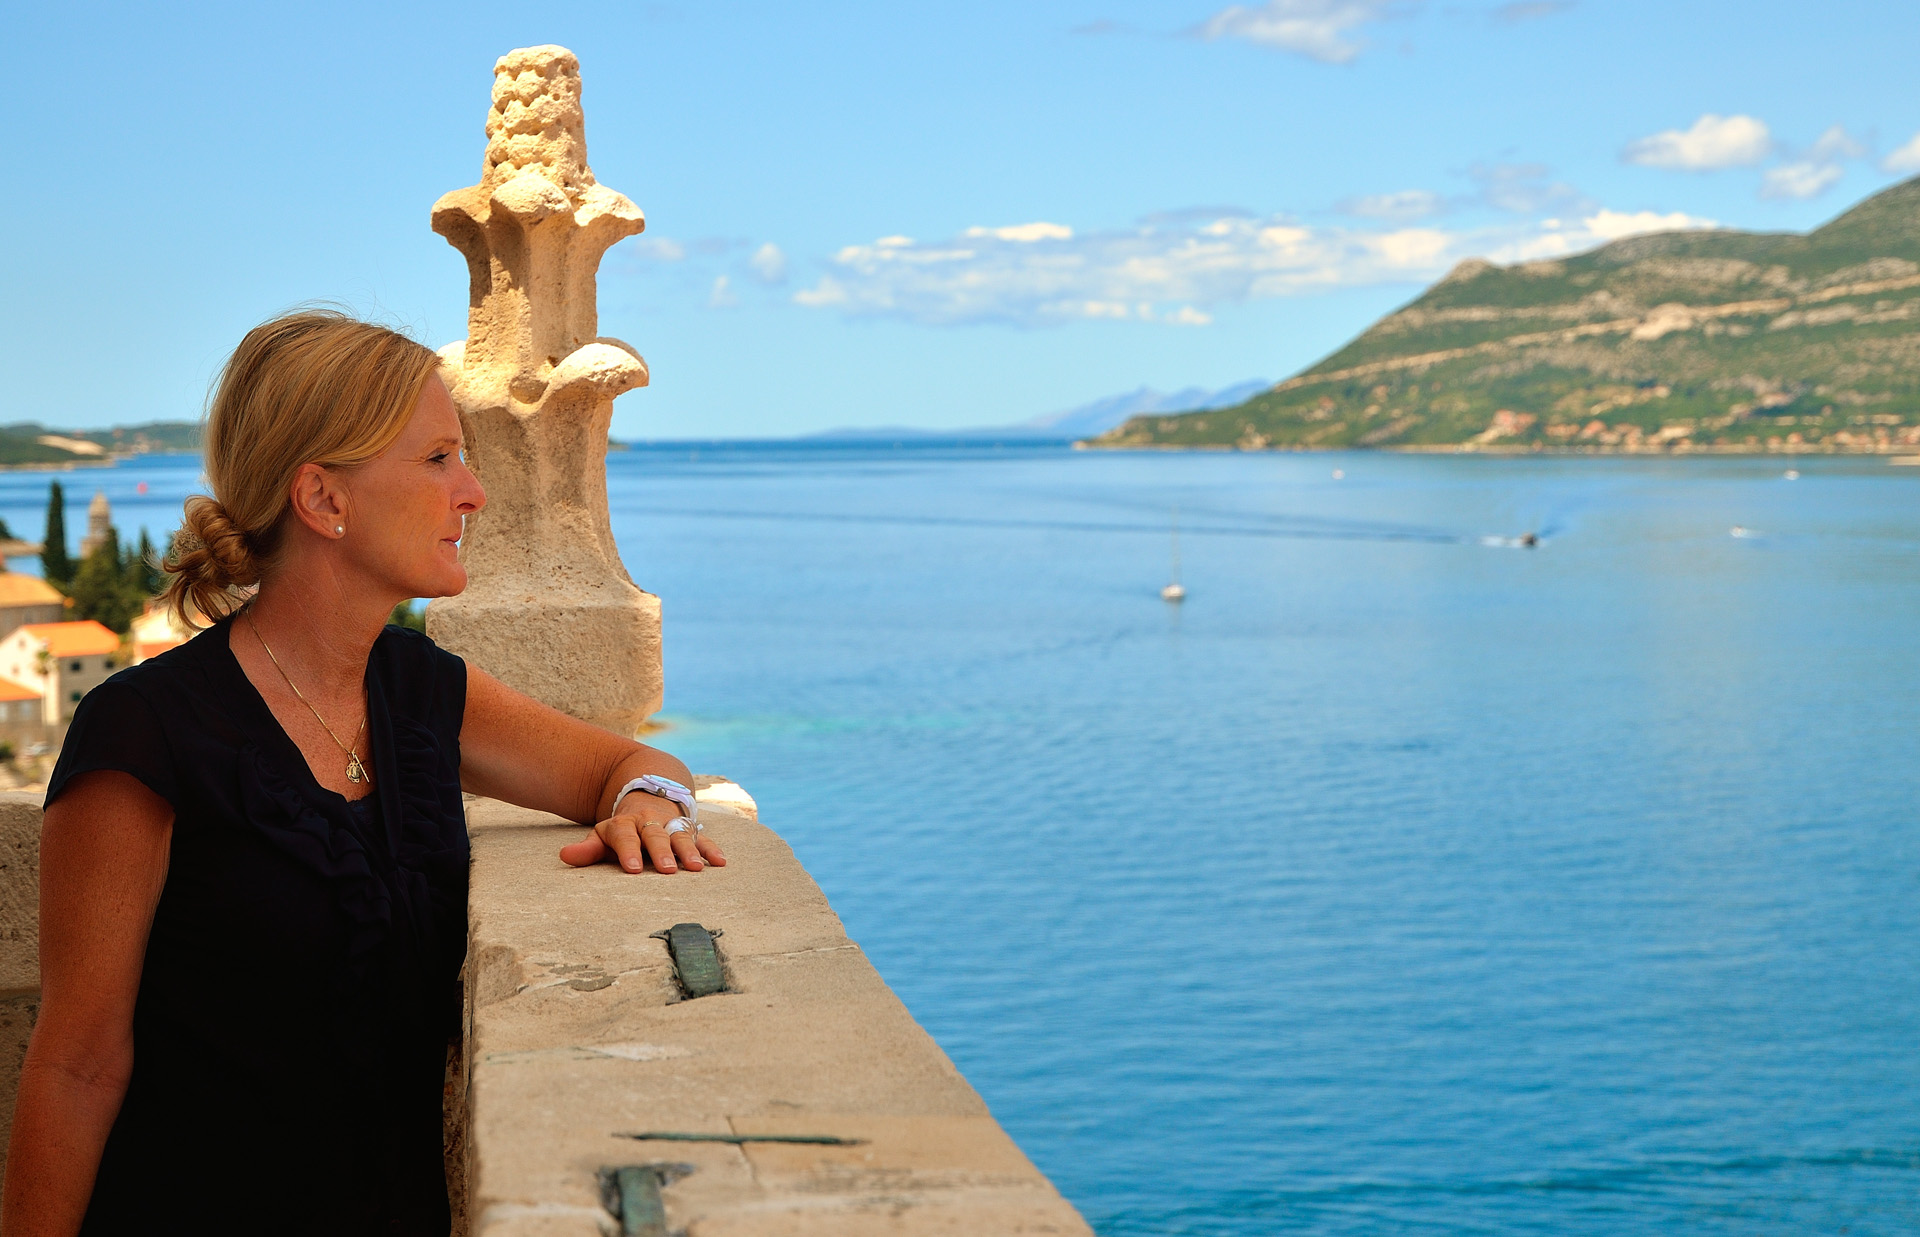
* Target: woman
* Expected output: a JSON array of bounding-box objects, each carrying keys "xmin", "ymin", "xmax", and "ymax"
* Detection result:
[{"xmin": 0, "ymin": 311, "xmax": 725, "ymax": 1235}]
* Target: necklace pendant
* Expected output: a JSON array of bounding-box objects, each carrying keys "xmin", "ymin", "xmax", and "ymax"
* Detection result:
[{"xmin": 347, "ymin": 753, "xmax": 367, "ymax": 784}]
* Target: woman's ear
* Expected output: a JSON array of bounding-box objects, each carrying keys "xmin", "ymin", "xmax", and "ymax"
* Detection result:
[{"xmin": 288, "ymin": 463, "xmax": 348, "ymax": 538}]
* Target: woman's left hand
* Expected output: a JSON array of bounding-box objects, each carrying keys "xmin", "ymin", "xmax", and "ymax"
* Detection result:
[{"xmin": 558, "ymin": 797, "xmax": 729, "ymax": 875}]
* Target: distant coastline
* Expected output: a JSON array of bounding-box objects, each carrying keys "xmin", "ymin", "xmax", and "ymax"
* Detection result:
[{"xmin": 1080, "ymin": 441, "xmax": 1920, "ymax": 458}]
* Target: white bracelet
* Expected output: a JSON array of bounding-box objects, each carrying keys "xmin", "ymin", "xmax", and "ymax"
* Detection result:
[{"xmin": 611, "ymin": 774, "xmax": 696, "ymax": 821}]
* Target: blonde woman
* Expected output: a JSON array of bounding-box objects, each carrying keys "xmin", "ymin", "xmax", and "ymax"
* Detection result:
[{"xmin": 0, "ymin": 311, "xmax": 724, "ymax": 1235}]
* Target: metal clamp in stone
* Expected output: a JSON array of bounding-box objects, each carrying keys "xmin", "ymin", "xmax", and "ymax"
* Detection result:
[
  {"xmin": 649, "ymin": 923, "xmax": 725, "ymax": 998},
  {"xmin": 596, "ymin": 1163, "xmax": 693, "ymax": 1237}
]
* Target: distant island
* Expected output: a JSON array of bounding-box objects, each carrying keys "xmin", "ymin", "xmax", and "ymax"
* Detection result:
[
  {"xmin": 1089, "ymin": 176, "xmax": 1920, "ymax": 454},
  {"xmin": 798, "ymin": 379, "xmax": 1270, "ymax": 444},
  {"xmin": 0, "ymin": 421, "xmax": 201, "ymax": 468}
]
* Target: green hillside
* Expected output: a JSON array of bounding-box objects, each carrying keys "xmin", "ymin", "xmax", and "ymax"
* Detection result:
[
  {"xmin": 0, "ymin": 420, "xmax": 203, "ymax": 455},
  {"xmin": 1091, "ymin": 177, "xmax": 1920, "ymax": 452}
]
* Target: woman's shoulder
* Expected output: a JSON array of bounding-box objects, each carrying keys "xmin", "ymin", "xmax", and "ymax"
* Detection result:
[
  {"xmin": 372, "ymin": 621, "xmax": 468, "ymax": 727},
  {"xmin": 46, "ymin": 634, "xmax": 230, "ymax": 812},
  {"xmin": 101, "ymin": 621, "xmax": 231, "ymax": 701}
]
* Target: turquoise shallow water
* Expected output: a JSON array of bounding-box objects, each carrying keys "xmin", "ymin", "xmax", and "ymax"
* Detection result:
[{"xmin": 14, "ymin": 448, "xmax": 1920, "ymax": 1234}]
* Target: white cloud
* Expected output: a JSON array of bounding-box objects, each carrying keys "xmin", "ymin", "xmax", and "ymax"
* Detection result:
[
  {"xmin": 707, "ymin": 275, "xmax": 737, "ymax": 309},
  {"xmin": 632, "ymin": 237, "xmax": 686, "ymax": 261},
  {"xmin": 792, "ymin": 203, "xmax": 1734, "ymax": 328},
  {"xmin": 1761, "ymin": 161, "xmax": 1844, "ymax": 200},
  {"xmin": 1757, "ymin": 125, "xmax": 1865, "ymax": 200},
  {"xmin": 1469, "ymin": 162, "xmax": 1586, "ymax": 214},
  {"xmin": 1497, "ymin": 209, "xmax": 1719, "ymax": 262},
  {"xmin": 1578, "ymin": 209, "xmax": 1718, "ymax": 241},
  {"xmin": 1807, "ymin": 124, "xmax": 1866, "ymax": 162},
  {"xmin": 1623, "ymin": 114, "xmax": 1772, "ymax": 170},
  {"xmin": 1341, "ymin": 190, "xmax": 1444, "ymax": 221},
  {"xmin": 1886, "ymin": 132, "xmax": 1920, "ymax": 176},
  {"xmin": 749, "ymin": 242, "xmax": 788, "ymax": 284},
  {"xmin": 792, "ymin": 213, "xmax": 1480, "ymax": 327},
  {"xmin": 1195, "ymin": 0, "xmax": 1392, "ymax": 64},
  {"xmin": 964, "ymin": 222, "xmax": 1075, "ymax": 241}
]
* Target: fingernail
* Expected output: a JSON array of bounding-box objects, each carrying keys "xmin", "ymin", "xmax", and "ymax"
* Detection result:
[{"xmin": 625, "ymin": 857, "xmax": 641, "ymax": 871}]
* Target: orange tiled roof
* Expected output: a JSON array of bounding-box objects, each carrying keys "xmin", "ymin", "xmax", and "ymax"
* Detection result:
[
  {"xmin": 0, "ymin": 676, "xmax": 38, "ymax": 702},
  {"xmin": 18, "ymin": 621, "xmax": 120, "ymax": 658},
  {"xmin": 134, "ymin": 639, "xmax": 184, "ymax": 662},
  {"xmin": 0, "ymin": 574, "xmax": 63, "ymax": 608}
]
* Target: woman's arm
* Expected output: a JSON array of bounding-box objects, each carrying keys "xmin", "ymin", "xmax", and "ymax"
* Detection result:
[
  {"xmin": 1, "ymin": 772, "xmax": 172, "ymax": 1236},
  {"xmin": 459, "ymin": 663, "xmax": 726, "ymax": 875}
]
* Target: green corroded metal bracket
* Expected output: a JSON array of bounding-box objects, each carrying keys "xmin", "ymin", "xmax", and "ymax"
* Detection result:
[
  {"xmin": 615, "ymin": 1131, "xmax": 866, "ymax": 1145},
  {"xmin": 650, "ymin": 922, "xmax": 725, "ymax": 997},
  {"xmin": 597, "ymin": 1163, "xmax": 692, "ymax": 1237}
]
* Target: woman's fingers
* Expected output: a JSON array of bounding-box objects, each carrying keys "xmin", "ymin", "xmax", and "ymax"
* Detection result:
[
  {"xmin": 668, "ymin": 827, "xmax": 707, "ymax": 872},
  {"xmin": 642, "ymin": 820, "xmax": 681, "ymax": 873},
  {"xmin": 605, "ymin": 817, "xmax": 650, "ymax": 872},
  {"xmin": 558, "ymin": 832, "xmax": 608, "ymax": 867},
  {"xmin": 556, "ymin": 814, "xmax": 725, "ymax": 874}
]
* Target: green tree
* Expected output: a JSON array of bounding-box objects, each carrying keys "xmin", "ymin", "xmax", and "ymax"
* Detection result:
[
  {"xmin": 126, "ymin": 529, "xmax": 163, "ymax": 597},
  {"xmin": 68, "ymin": 531, "xmax": 141, "ymax": 633},
  {"xmin": 389, "ymin": 600, "xmax": 427, "ymax": 632},
  {"xmin": 41, "ymin": 481, "xmax": 71, "ymax": 588}
]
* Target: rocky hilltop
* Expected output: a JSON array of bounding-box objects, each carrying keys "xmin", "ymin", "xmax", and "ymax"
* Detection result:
[{"xmin": 1091, "ymin": 177, "xmax": 1920, "ymax": 452}]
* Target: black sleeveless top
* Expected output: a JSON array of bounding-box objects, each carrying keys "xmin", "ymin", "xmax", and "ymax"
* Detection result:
[{"xmin": 46, "ymin": 618, "xmax": 470, "ymax": 1234}]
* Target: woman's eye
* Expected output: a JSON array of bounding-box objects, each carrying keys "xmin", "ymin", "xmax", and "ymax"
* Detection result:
[{"xmin": 429, "ymin": 453, "xmax": 449, "ymax": 464}]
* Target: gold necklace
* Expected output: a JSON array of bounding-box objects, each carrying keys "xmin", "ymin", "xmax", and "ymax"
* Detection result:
[{"xmin": 245, "ymin": 610, "xmax": 370, "ymax": 784}]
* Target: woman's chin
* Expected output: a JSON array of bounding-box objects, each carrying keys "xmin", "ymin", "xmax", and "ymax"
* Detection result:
[{"xmin": 408, "ymin": 567, "xmax": 468, "ymax": 601}]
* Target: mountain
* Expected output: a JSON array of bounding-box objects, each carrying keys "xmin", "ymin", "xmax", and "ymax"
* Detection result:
[
  {"xmin": 1022, "ymin": 380, "xmax": 1271, "ymax": 438},
  {"xmin": 1089, "ymin": 177, "xmax": 1920, "ymax": 452},
  {"xmin": 803, "ymin": 380, "xmax": 1269, "ymax": 443},
  {"xmin": 0, "ymin": 420, "xmax": 203, "ymax": 464}
]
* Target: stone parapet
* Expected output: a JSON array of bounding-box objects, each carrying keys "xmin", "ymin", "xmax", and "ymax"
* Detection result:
[
  {"xmin": 0, "ymin": 792, "xmax": 42, "ymax": 1183},
  {"xmin": 0, "ymin": 787, "xmax": 1088, "ymax": 1233},
  {"xmin": 460, "ymin": 780, "xmax": 1091, "ymax": 1235}
]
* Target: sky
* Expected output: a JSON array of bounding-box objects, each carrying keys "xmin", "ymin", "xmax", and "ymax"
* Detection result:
[{"xmin": 10, "ymin": 0, "xmax": 1920, "ymax": 439}]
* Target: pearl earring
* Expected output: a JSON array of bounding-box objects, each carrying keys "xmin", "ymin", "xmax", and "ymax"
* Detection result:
[{"xmin": 335, "ymin": 526, "xmax": 344, "ymax": 536}]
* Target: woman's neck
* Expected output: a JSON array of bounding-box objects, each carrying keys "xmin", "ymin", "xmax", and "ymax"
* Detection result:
[{"xmin": 241, "ymin": 580, "xmax": 391, "ymax": 695}]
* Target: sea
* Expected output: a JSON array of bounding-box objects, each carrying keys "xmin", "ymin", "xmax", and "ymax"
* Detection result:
[{"xmin": 8, "ymin": 446, "xmax": 1918, "ymax": 1235}]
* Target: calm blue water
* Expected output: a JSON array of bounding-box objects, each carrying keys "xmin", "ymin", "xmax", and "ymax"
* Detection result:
[{"xmin": 15, "ymin": 448, "xmax": 1920, "ymax": 1234}]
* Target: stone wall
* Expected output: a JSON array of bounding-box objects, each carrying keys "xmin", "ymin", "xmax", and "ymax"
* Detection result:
[
  {"xmin": 0, "ymin": 792, "xmax": 42, "ymax": 1183},
  {"xmin": 0, "ymin": 787, "xmax": 1090, "ymax": 1234},
  {"xmin": 459, "ymin": 780, "xmax": 1091, "ymax": 1235}
]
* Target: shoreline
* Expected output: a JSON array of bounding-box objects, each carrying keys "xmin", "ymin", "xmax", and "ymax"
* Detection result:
[{"xmin": 1076, "ymin": 441, "xmax": 1920, "ymax": 459}]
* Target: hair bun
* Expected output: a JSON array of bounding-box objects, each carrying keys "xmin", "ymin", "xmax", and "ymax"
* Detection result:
[{"xmin": 161, "ymin": 496, "xmax": 260, "ymax": 627}]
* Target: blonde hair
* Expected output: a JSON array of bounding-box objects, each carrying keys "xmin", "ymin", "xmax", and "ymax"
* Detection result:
[{"xmin": 163, "ymin": 309, "xmax": 443, "ymax": 628}]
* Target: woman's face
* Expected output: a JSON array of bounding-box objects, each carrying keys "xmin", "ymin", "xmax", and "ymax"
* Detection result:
[{"xmin": 340, "ymin": 374, "xmax": 486, "ymax": 600}]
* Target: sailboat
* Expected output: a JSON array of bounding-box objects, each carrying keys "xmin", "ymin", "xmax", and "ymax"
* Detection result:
[{"xmin": 1161, "ymin": 507, "xmax": 1186, "ymax": 602}]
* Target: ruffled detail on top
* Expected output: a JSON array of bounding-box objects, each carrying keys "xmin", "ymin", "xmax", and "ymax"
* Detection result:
[{"xmin": 236, "ymin": 742, "xmax": 393, "ymax": 967}]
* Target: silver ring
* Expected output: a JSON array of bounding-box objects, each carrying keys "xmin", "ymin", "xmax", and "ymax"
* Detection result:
[{"xmin": 664, "ymin": 820, "xmax": 691, "ymax": 836}]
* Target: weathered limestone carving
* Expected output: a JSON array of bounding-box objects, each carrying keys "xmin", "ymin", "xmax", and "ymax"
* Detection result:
[{"xmin": 426, "ymin": 45, "xmax": 659, "ymax": 734}]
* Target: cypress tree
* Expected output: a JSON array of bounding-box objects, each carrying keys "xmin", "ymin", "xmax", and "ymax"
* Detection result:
[
  {"xmin": 71, "ymin": 530, "xmax": 140, "ymax": 632},
  {"xmin": 41, "ymin": 481, "xmax": 71, "ymax": 588},
  {"xmin": 127, "ymin": 528, "xmax": 162, "ymax": 597}
]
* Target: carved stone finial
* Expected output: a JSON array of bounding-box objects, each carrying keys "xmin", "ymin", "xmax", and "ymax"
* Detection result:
[{"xmin": 425, "ymin": 45, "xmax": 660, "ymax": 734}]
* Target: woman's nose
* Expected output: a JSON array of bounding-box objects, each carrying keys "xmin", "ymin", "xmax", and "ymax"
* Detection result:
[{"xmin": 457, "ymin": 462, "xmax": 487, "ymax": 513}]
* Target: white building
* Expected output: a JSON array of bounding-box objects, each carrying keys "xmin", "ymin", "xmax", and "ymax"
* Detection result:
[
  {"xmin": 0, "ymin": 620, "xmax": 122, "ymax": 725},
  {"xmin": 0, "ymin": 574, "xmax": 67, "ymax": 641},
  {"xmin": 130, "ymin": 600, "xmax": 193, "ymax": 665}
]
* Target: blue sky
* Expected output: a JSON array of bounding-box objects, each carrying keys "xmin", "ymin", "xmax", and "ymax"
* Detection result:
[{"xmin": 10, "ymin": 0, "xmax": 1920, "ymax": 438}]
